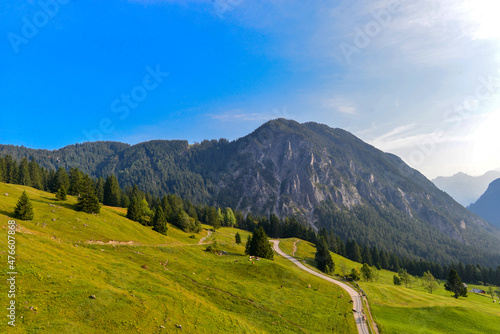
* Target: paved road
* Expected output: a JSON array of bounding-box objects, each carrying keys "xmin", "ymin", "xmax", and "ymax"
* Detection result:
[{"xmin": 270, "ymin": 240, "xmax": 370, "ymax": 334}]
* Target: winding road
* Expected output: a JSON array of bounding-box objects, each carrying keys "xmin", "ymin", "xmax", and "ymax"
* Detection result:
[{"xmin": 270, "ymin": 240, "xmax": 371, "ymax": 334}]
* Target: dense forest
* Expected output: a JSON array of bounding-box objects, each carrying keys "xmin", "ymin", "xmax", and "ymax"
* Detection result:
[{"xmin": 2, "ymin": 154, "xmax": 499, "ymax": 287}]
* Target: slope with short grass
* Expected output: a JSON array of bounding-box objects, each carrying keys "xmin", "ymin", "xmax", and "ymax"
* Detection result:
[
  {"xmin": 284, "ymin": 238, "xmax": 500, "ymax": 334},
  {"xmin": 0, "ymin": 183, "xmax": 356, "ymax": 333}
]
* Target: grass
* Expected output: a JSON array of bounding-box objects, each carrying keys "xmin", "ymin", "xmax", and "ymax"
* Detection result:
[
  {"xmin": 288, "ymin": 236, "xmax": 500, "ymax": 333},
  {"xmin": 0, "ymin": 183, "xmax": 356, "ymax": 333}
]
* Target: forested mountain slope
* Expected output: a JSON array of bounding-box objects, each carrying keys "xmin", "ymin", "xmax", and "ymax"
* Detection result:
[
  {"xmin": 468, "ymin": 178, "xmax": 500, "ymax": 229},
  {"xmin": 2, "ymin": 119, "xmax": 500, "ymax": 266}
]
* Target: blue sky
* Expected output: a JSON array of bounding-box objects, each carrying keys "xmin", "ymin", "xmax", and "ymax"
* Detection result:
[{"xmin": 1, "ymin": 0, "xmax": 500, "ymax": 178}]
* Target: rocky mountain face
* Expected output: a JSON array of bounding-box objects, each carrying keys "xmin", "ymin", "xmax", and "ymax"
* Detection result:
[
  {"xmin": 468, "ymin": 178, "xmax": 500, "ymax": 229},
  {"xmin": 432, "ymin": 170, "xmax": 500, "ymax": 207},
  {"xmin": 2, "ymin": 119, "xmax": 500, "ymax": 265},
  {"xmin": 217, "ymin": 120, "xmax": 482, "ymax": 230}
]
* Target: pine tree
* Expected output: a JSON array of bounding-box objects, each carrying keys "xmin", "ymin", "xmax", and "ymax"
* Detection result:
[
  {"xmin": 152, "ymin": 207, "xmax": 168, "ymax": 235},
  {"xmin": 56, "ymin": 185, "xmax": 67, "ymax": 201},
  {"xmin": 68, "ymin": 167, "xmax": 82, "ymax": 196},
  {"xmin": 127, "ymin": 196, "xmax": 142, "ymax": 222},
  {"xmin": 5, "ymin": 156, "xmax": 18, "ymax": 184},
  {"xmin": 28, "ymin": 158, "xmax": 43, "ymax": 189},
  {"xmin": 18, "ymin": 158, "xmax": 31, "ymax": 186},
  {"xmin": 14, "ymin": 191, "xmax": 34, "ymax": 220},
  {"xmin": 103, "ymin": 175, "xmax": 121, "ymax": 206},
  {"xmin": 246, "ymin": 227, "xmax": 273, "ymax": 260},
  {"xmin": 444, "ymin": 269, "xmax": 468, "ymax": 299},
  {"xmin": 235, "ymin": 232, "xmax": 242, "ymax": 244},
  {"xmin": 315, "ymin": 236, "xmax": 334, "ymax": 273},
  {"xmin": 347, "ymin": 240, "xmax": 362, "ymax": 263},
  {"xmin": 52, "ymin": 167, "xmax": 69, "ymax": 193},
  {"xmin": 245, "ymin": 235, "xmax": 252, "ymax": 255},
  {"xmin": 77, "ymin": 175, "xmax": 100, "ymax": 214},
  {"xmin": 362, "ymin": 245, "xmax": 373, "ymax": 266},
  {"xmin": 207, "ymin": 207, "xmax": 221, "ymax": 231},
  {"xmin": 269, "ymin": 213, "xmax": 281, "ymax": 238},
  {"xmin": 0, "ymin": 157, "xmax": 5, "ymax": 182},
  {"xmin": 120, "ymin": 194, "xmax": 130, "ymax": 208},
  {"xmin": 95, "ymin": 177, "xmax": 105, "ymax": 203}
]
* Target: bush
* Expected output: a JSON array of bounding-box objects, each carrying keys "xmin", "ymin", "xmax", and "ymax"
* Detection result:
[
  {"xmin": 349, "ymin": 268, "xmax": 360, "ymax": 281},
  {"xmin": 206, "ymin": 240, "xmax": 221, "ymax": 254}
]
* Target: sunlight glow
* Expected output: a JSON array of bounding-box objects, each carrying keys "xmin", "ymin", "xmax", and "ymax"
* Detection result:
[
  {"xmin": 462, "ymin": 0, "xmax": 500, "ymax": 40},
  {"xmin": 471, "ymin": 110, "xmax": 500, "ymax": 172}
]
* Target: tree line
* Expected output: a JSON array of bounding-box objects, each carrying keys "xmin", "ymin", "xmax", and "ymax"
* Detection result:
[{"xmin": 3, "ymin": 154, "xmax": 500, "ymax": 286}]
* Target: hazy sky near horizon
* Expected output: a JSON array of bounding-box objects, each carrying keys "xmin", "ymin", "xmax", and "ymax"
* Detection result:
[{"xmin": 1, "ymin": 0, "xmax": 500, "ymax": 179}]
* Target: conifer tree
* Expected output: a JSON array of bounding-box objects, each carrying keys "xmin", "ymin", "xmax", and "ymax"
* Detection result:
[
  {"xmin": 246, "ymin": 227, "xmax": 273, "ymax": 260},
  {"xmin": 14, "ymin": 191, "xmax": 34, "ymax": 220},
  {"xmin": 235, "ymin": 232, "xmax": 242, "ymax": 244},
  {"xmin": 28, "ymin": 158, "xmax": 43, "ymax": 189},
  {"xmin": 120, "ymin": 193, "xmax": 130, "ymax": 208},
  {"xmin": 127, "ymin": 196, "xmax": 142, "ymax": 222},
  {"xmin": 362, "ymin": 245, "xmax": 373, "ymax": 266},
  {"xmin": 5, "ymin": 156, "xmax": 18, "ymax": 184},
  {"xmin": 245, "ymin": 235, "xmax": 252, "ymax": 255},
  {"xmin": 52, "ymin": 167, "xmax": 70, "ymax": 193},
  {"xmin": 152, "ymin": 207, "xmax": 168, "ymax": 235},
  {"xmin": 445, "ymin": 269, "xmax": 468, "ymax": 299},
  {"xmin": 68, "ymin": 167, "xmax": 82, "ymax": 196},
  {"xmin": 0, "ymin": 157, "xmax": 5, "ymax": 182},
  {"xmin": 18, "ymin": 158, "xmax": 31, "ymax": 186},
  {"xmin": 207, "ymin": 207, "xmax": 221, "ymax": 231},
  {"xmin": 95, "ymin": 177, "xmax": 105, "ymax": 203},
  {"xmin": 103, "ymin": 175, "xmax": 121, "ymax": 206},
  {"xmin": 56, "ymin": 185, "xmax": 67, "ymax": 201},
  {"xmin": 77, "ymin": 175, "xmax": 100, "ymax": 214},
  {"xmin": 315, "ymin": 236, "xmax": 334, "ymax": 273}
]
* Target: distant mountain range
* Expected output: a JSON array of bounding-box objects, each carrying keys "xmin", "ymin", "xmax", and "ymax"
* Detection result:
[
  {"xmin": 2, "ymin": 119, "xmax": 500, "ymax": 266},
  {"xmin": 468, "ymin": 178, "xmax": 500, "ymax": 229},
  {"xmin": 432, "ymin": 170, "xmax": 500, "ymax": 207}
]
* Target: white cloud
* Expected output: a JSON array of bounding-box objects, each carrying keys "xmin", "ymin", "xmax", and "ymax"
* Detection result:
[
  {"xmin": 208, "ymin": 107, "xmax": 292, "ymax": 122},
  {"xmin": 322, "ymin": 97, "xmax": 357, "ymax": 115}
]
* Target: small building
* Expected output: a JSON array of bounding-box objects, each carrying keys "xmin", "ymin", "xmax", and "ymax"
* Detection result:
[{"xmin": 470, "ymin": 288, "xmax": 486, "ymax": 294}]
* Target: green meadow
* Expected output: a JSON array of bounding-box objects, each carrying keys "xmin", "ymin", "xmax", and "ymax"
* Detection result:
[
  {"xmin": 0, "ymin": 183, "xmax": 356, "ymax": 333},
  {"xmin": 284, "ymin": 238, "xmax": 500, "ymax": 334}
]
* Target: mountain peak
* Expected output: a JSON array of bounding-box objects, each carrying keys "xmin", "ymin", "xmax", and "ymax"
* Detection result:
[{"xmin": 468, "ymin": 178, "xmax": 500, "ymax": 229}]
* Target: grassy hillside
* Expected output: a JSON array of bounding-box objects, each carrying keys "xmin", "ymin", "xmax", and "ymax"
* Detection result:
[
  {"xmin": 284, "ymin": 238, "xmax": 500, "ymax": 334},
  {"xmin": 0, "ymin": 183, "xmax": 356, "ymax": 333}
]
